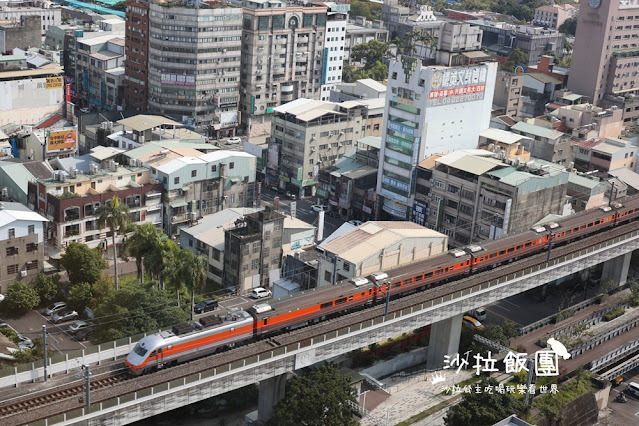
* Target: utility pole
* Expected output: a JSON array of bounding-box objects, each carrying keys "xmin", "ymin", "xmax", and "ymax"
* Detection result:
[
  {"xmin": 42, "ymin": 325, "xmax": 47, "ymax": 382},
  {"xmin": 546, "ymin": 232, "xmax": 554, "ymax": 264},
  {"xmin": 609, "ymin": 181, "xmax": 616, "ymax": 206},
  {"xmin": 83, "ymin": 365, "xmax": 91, "ymax": 408},
  {"xmin": 384, "ymin": 282, "xmax": 391, "ymax": 316}
]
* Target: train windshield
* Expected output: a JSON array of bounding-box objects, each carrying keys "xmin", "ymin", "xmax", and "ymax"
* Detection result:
[{"xmin": 133, "ymin": 343, "xmax": 147, "ymax": 357}]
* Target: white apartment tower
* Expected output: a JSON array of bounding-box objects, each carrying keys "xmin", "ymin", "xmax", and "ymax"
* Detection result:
[
  {"xmin": 320, "ymin": 2, "xmax": 349, "ymax": 101},
  {"xmin": 376, "ymin": 56, "xmax": 497, "ymax": 221}
]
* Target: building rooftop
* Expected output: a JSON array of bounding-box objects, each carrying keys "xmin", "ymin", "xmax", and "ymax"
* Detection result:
[
  {"xmin": 117, "ymin": 115, "xmax": 183, "ymax": 132},
  {"xmin": 567, "ymin": 173, "xmax": 605, "ymax": 190},
  {"xmin": 356, "ymin": 78, "xmax": 386, "ymax": 93},
  {"xmin": 592, "ymin": 138, "xmax": 634, "ymax": 155},
  {"xmin": 0, "ymin": 201, "xmax": 47, "ymax": 229},
  {"xmin": 480, "ymin": 128, "xmax": 531, "ymax": 145},
  {"xmin": 511, "ymin": 121, "xmax": 564, "ymax": 140},
  {"xmin": 526, "ymin": 72, "xmax": 563, "ymax": 85},
  {"xmin": 319, "ymin": 221, "xmax": 445, "ymax": 265},
  {"xmin": 0, "ymin": 63, "xmax": 63, "ymax": 79},
  {"xmin": 609, "ymin": 168, "xmax": 639, "ymax": 192},
  {"xmin": 181, "ymin": 208, "xmax": 264, "ymax": 250},
  {"xmin": 572, "ymin": 137, "xmax": 603, "ymax": 150},
  {"xmin": 89, "ymin": 146, "xmax": 125, "ymax": 161}
]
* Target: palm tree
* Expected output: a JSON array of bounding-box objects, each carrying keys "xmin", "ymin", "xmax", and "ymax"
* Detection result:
[
  {"xmin": 125, "ymin": 223, "xmax": 162, "ymax": 284},
  {"xmin": 96, "ymin": 196, "xmax": 129, "ymax": 291},
  {"xmin": 415, "ymin": 31, "xmax": 435, "ymax": 59},
  {"xmin": 179, "ymin": 250, "xmax": 208, "ymax": 320}
]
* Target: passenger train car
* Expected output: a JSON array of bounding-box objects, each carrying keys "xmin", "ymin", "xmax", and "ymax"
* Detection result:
[{"xmin": 126, "ymin": 198, "xmax": 639, "ymax": 374}]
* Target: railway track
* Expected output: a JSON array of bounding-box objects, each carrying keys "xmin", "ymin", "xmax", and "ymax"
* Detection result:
[
  {"xmin": 0, "ymin": 372, "xmax": 131, "ymax": 418},
  {"xmin": 2, "ymin": 220, "xmax": 636, "ymax": 425}
]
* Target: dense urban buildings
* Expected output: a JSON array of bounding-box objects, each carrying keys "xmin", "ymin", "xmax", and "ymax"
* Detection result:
[
  {"xmin": 570, "ymin": 0, "xmax": 639, "ymax": 128},
  {"xmin": 376, "ymin": 56, "xmax": 497, "ymax": 220}
]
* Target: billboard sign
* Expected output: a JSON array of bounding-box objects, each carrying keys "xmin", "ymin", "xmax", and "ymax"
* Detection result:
[
  {"xmin": 46, "ymin": 77, "xmax": 63, "ymax": 90},
  {"xmin": 427, "ymin": 65, "xmax": 488, "ymax": 107},
  {"xmin": 412, "ymin": 199, "xmax": 427, "ymax": 227},
  {"xmin": 48, "ymin": 130, "xmax": 77, "ymax": 151}
]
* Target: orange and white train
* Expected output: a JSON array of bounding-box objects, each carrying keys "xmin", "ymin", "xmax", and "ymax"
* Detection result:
[{"xmin": 126, "ymin": 199, "xmax": 639, "ymax": 375}]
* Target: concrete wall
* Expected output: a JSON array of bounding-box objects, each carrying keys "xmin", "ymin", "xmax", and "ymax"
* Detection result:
[{"xmin": 360, "ymin": 347, "xmax": 428, "ymax": 378}]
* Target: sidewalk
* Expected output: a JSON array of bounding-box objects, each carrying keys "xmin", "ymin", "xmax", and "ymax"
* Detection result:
[{"xmin": 359, "ymin": 369, "xmax": 512, "ymax": 426}]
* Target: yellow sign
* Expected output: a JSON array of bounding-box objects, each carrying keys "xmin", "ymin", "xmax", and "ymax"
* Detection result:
[
  {"xmin": 48, "ymin": 130, "xmax": 77, "ymax": 151},
  {"xmin": 46, "ymin": 77, "xmax": 63, "ymax": 90}
]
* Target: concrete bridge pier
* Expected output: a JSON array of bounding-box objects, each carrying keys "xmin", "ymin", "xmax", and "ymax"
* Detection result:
[
  {"xmin": 601, "ymin": 252, "xmax": 632, "ymax": 287},
  {"xmin": 426, "ymin": 313, "xmax": 463, "ymax": 368},
  {"xmin": 257, "ymin": 373, "xmax": 287, "ymax": 423}
]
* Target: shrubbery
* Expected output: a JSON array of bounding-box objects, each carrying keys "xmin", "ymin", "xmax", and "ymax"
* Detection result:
[
  {"xmin": 552, "ymin": 309, "xmax": 575, "ymax": 324},
  {"xmin": 603, "ymin": 307, "xmax": 625, "ymax": 321}
]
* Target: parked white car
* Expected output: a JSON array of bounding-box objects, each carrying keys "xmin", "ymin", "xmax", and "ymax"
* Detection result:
[
  {"xmin": 225, "ymin": 137, "xmax": 242, "ymax": 145},
  {"xmin": 311, "ymin": 204, "xmax": 328, "ymax": 212},
  {"xmin": 251, "ymin": 287, "xmax": 272, "ymax": 299}
]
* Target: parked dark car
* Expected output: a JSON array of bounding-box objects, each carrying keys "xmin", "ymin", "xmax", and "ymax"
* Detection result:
[
  {"xmin": 74, "ymin": 327, "xmax": 94, "ymax": 342},
  {"xmin": 285, "ymin": 191, "xmax": 297, "ymax": 200},
  {"xmin": 194, "ymin": 298, "xmax": 219, "ymax": 314}
]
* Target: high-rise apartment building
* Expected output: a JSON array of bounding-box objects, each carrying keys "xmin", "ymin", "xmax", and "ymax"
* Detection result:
[
  {"xmin": 124, "ymin": 0, "xmax": 150, "ymax": 112},
  {"xmin": 569, "ymin": 0, "xmax": 639, "ymax": 104},
  {"xmin": 376, "ymin": 56, "xmax": 497, "ymax": 221},
  {"xmin": 145, "ymin": 2, "xmax": 243, "ymax": 130},
  {"xmin": 239, "ymin": 4, "xmax": 327, "ymax": 134},
  {"xmin": 319, "ymin": 2, "xmax": 348, "ymax": 101}
]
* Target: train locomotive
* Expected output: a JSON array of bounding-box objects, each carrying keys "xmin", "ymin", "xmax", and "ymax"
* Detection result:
[{"xmin": 126, "ymin": 198, "xmax": 639, "ymax": 375}]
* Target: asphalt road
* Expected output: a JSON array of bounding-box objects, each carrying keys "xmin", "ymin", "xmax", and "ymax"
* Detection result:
[{"xmin": 609, "ymin": 364, "xmax": 639, "ymax": 424}]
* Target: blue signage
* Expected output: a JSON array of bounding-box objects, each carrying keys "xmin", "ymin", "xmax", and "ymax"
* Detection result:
[
  {"xmin": 388, "ymin": 121, "xmax": 415, "ymax": 136},
  {"xmin": 412, "ymin": 199, "xmax": 427, "ymax": 227},
  {"xmin": 383, "ymin": 176, "xmax": 410, "ymax": 192}
]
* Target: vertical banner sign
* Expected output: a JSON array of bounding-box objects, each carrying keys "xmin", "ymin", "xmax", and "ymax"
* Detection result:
[
  {"xmin": 290, "ymin": 201, "xmax": 297, "ymax": 218},
  {"xmin": 257, "ymin": 181, "xmax": 262, "ymax": 208},
  {"xmin": 274, "ymin": 196, "xmax": 280, "ymax": 212}
]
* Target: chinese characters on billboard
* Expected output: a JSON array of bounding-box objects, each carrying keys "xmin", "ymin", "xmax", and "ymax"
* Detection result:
[
  {"xmin": 48, "ymin": 130, "xmax": 77, "ymax": 151},
  {"xmin": 428, "ymin": 66, "xmax": 488, "ymax": 107}
]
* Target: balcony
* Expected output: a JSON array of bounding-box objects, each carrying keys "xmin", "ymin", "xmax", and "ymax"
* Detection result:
[
  {"xmin": 85, "ymin": 221, "xmax": 100, "ymax": 232},
  {"xmin": 64, "ymin": 229, "xmax": 80, "ymax": 238}
]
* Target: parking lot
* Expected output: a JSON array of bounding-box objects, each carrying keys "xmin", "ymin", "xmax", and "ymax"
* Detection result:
[{"xmin": 2, "ymin": 310, "xmax": 94, "ymax": 356}]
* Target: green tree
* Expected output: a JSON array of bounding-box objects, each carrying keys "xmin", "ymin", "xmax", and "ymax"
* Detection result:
[
  {"xmin": 349, "ymin": 0, "xmax": 381, "ymax": 20},
  {"xmin": 558, "ymin": 17, "xmax": 577, "ymax": 36},
  {"xmin": 5, "ymin": 281, "xmax": 39, "ymax": 314},
  {"xmin": 124, "ymin": 223, "xmax": 163, "ymax": 284},
  {"xmin": 92, "ymin": 281, "xmax": 188, "ymax": 343},
  {"xmin": 111, "ymin": 1, "xmax": 126, "ymax": 11},
  {"xmin": 351, "ymin": 39, "xmax": 389, "ymax": 67},
  {"xmin": 502, "ymin": 48, "xmax": 528, "ymax": 73},
  {"xmin": 96, "ymin": 196, "xmax": 129, "ymax": 290},
  {"xmin": 444, "ymin": 378, "xmax": 528, "ymax": 426},
  {"xmin": 179, "ymin": 250, "xmax": 208, "ymax": 321},
  {"xmin": 61, "ymin": 242, "xmax": 107, "ymax": 285},
  {"xmin": 342, "ymin": 62, "xmax": 356, "ymax": 83},
  {"xmin": 68, "ymin": 282, "xmax": 93, "ymax": 313},
  {"xmin": 33, "ymin": 273, "xmax": 61, "ymax": 305},
  {"xmin": 558, "ymin": 55, "xmax": 571, "ymax": 68},
  {"xmin": 564, "ymin": 38, "xmax": 573, "ymax": 53},
  {"xmin": 360, "ymin": 61, "xmax": 389, "ymax": 82},
  {"xmin": 271, "ymin": 363, "xmax": 357, "ymax": 426}
]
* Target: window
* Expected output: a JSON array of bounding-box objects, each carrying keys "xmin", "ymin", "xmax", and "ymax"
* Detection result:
[
  {"xmin": 174, "ymin": 177, "xmax": 180, "ymax": 184},
  {"xmin": 230, "ymin": 162, "xmax": 235, "ymax": 169},
  {"xmin": 251, "ymin": 258, "xmax": 260, "ymax": 270},
  {"xmin": 212, "ymin": 248, "xmax": 221, "ymax": 261},
  {"xmin": 7, "ymin": 264, "xmax": 19, "ymax": 275},
  {"xmin": 273, "ymin": 237, "xmax": 281, "ymax": 248},
  {"xmin": 343, "ymin": 262, "xmax": 350, "ymax": 272},
  {"xmin": 252, "ymin": 241, "xmax": 260, "ymax": 253},
  {"xmin": 211, "ymin": 165, "xmax": 217, "ymax": 172},
  {"xmin": 265, "ymin": 230, "xmax": 271, "ymax": 240},
  {"xmin": 191, "ymin": 170, "xmax": 197, "ymax": 177},
  {"xmin": 28, "ymin": 225, "xmax": 35, "ymax": 234},
  {"xmin": 8, "ymin": 228, "xmax": 15, "ymax": 238},
  {"xmin": 324, "ymin": 271, "xmax": 332, "ymax": 283}
]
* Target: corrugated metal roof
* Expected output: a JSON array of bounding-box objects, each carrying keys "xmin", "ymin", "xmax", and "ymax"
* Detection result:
[
  {"xmin": 435, "ymin": 149, "xmax": 497, "ymax": 167},
  {"xmin": 561, "ymin": 93, "xmax": 583, "ymax": 102},
  {"xmin": 480, "ymin": 128, "xmax": 530, "ymax": 145},
  {"xmin": 90, "ymin": 146, "xmax": 125, "ymax": 161},
  {"xmin": 0, "ymin": 201, "xmax": 47, "ymax": 228},
  {"xmin": 356, "ymin": 136, "xmax": 381, "ymax": 149},
  {"xmin": 511, "ymin": 121, "xmax": 563, "ymax": 140},
  {"xmin": 527, "ymin": 72, "xmax": 562, "ymax": 85},
  {"xmin": 117, "ymin": 115, "xmax": 182, "ymax": 132},
  {"xmin": 319, "ymin": 221, "xmax": 445, "ymax": 264},
  {"xmin": 609, "ymin": 168, "xmax": 639, "ymax": 191},
  {"xmin": 448, "ymin": 155, "xmax": 504, "ymax": 175}
]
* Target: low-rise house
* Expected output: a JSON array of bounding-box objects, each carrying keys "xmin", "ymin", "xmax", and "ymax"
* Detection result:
[{"xmin": 0, "ymin": 201, "xmax": 48, "ymax": 292}]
